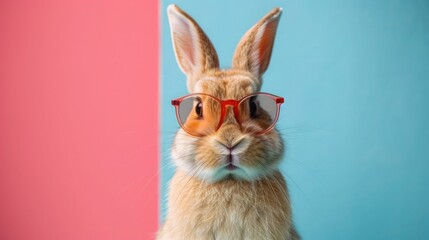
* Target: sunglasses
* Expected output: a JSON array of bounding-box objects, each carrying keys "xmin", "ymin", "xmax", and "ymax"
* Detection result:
[{"xmin": 171, "ymin": 92, "xmax": 284, "ymax": 137}]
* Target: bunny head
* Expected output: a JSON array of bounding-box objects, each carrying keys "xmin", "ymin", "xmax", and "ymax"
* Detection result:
[{"xmin": 167, "ymin": 4, "xmax": 284, "ymax": 182}]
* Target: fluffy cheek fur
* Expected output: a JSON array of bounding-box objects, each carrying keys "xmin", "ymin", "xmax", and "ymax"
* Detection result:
[
  {"xmin": 171, "ymin": 130, "xmax": 222, "ymax": 182},
  {"xmin": 237, "ymin": 130, "xmax": 284, "ymax": 180},
  {"xmin": 171, "ymin": 128, "xmax": 284, "ymax": 182}
]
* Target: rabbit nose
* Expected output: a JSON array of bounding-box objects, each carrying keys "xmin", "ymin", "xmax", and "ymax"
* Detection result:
[
  {"xmin": 215, "ymin": 137, "xmax": 244, "ymax": 151},
  {"xmin": 214, "ymin": 134, "xmax": 249, "ymax": 156},
  {"xmin": 227, "ymin": 138, "xmax": 244, "ymax": 151},
  {"xmin": 215, "ymin": 124, "xmax": 244, "ymax": 147}
]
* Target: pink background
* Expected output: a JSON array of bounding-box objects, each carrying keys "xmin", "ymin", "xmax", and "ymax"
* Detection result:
[{"xmin": 0, "ymin": 0, "xmax": 159, "ymax": 239}]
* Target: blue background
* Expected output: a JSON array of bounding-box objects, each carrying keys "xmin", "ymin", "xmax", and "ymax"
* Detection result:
[{"xmin": 161, "ymin": 0, "xmax": 429, "ymax": 239}]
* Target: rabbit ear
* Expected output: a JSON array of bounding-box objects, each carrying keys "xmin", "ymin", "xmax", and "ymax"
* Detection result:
[
  {"xmin": 167, "ymin": 4, "xmax": 219, "ymax": 78},
  {"xmin": 232, "ymin": 8, "xmax": 282, "ymax": 78}
]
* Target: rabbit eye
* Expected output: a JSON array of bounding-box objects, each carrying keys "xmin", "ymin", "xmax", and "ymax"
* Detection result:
[
  {"xmin": 249, "ymin": 96, "xmax": 258, "ymax": 118},
  {"xmin": 195, "ymin": 100, "xmax": 203, "ymax": 118}
]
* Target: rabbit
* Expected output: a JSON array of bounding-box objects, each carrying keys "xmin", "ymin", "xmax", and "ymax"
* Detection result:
[{"xmin": 157, "ymin": 4, "xmax": 299, "ymax": 240}]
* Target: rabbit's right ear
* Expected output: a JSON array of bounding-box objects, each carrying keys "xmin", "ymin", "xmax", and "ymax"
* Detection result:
[
  {"xmin": 232, "ymin": 8, "xmax": 282, "ymax": 79},
  {"xmin": 167, "ymin": 5, "xmax": 219, "ymax": 80}
]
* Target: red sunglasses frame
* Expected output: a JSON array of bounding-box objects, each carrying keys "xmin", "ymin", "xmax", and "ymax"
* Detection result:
[{"xmin": 171, "ymin": 92, "xmax": 284, "ymax": 137}]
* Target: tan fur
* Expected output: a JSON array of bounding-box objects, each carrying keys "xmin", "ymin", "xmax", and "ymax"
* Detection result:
[
  {"xmin": 158, "ymin": 170, "xmax": 296, "ymax": 240},
  {"xmin": 159, "ymin": 5, "xmax": 299, "ymax": 240}
]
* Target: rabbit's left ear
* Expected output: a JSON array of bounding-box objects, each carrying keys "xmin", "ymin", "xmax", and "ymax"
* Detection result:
[
  {"xmin": 232, "ymin": 8, "xmax": 282, "ymax": 78},
  {"xmin": 167, "ymin": 4, "xmax": 219, "ymax": 79}
]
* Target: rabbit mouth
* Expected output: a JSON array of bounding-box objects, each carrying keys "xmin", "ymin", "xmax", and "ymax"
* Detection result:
[
  {"xmin": 225, "ymin": 154, "xmax": 238, "ymax": 170},
  {"xmin": 226, "ymin": 163, "xmax": 237, "ymax": 170}
]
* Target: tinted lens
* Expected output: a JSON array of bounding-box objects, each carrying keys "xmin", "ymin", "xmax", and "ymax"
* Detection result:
[
  {"xmin": 177, "ymin": 95, "xmax": 221, "ymax": 136},
  {"xmin": 238, "ymin": 94, "xmax": 279, "ymax": 133}
]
